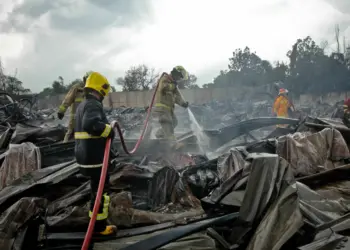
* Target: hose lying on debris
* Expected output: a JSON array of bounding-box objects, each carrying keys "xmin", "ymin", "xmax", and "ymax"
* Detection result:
[{"xmin": 81, "ymin": 75, "xmax": 162, "ymax": 250}]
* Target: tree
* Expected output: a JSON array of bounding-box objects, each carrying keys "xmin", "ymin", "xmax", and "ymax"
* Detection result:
[
  {"xmin": 39, "ymin": 87, "xmax": 53, "ymax": 97},
  {"xmin": 117, "ymin": 64, "xmax": 159, "ymax": 91},
  {"xmin": 210, "ymin": 47, "xmax": 279, "ymax": 89},
  {"xmin": 5, "ymin": 76, "xmax": 30, "ymax": 94},
  {"xmin": 39, "ymin": 77, "xmax": 76, "ymax": 97},
  {"xmin": 285, "ymin": 36, "xmax": 350, "ymax": 95},
  {"xmin": 51, "ymin": 79, "xmax": 66, "ymax": 95},
  {"xmin": 188, "ymin": 84, "xmax": 200, "ymax": 89},
  {"xmin": 266, "ymin": 61, "xmax": 288, "ymax": 84},
  {"xmin": 0, "ymin": 59, "xmax": 31, "ymax": 94},
  {"xmin": 227, "ymin": 47, "xmax": 274, "ymax": 87},
  {"xmin": 203, "ymin": 83, "xmax": 215, "ymax": 88},
  {"xmin": 208, "ymin": 35, "xmax": 350, "ymax": 98},
  {"xmin": 58, "ymin": 76, "xmax": 64, "ymax": 85},
  {"xmin": 229, "ymin": 47, "xmax": 264, "ymax": 73},
  {"xmin": 178, "ymin": 74, "xmax": 199, "ymax": 89},
  {"xmin": 66, "ymin": 79, "xmax": 83, "ymax": 90}
]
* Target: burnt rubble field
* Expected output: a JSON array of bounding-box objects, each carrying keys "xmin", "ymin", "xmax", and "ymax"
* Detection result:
[{"xmin": 1, "ymin": 96, "xmax": 350, "ymax": 250}]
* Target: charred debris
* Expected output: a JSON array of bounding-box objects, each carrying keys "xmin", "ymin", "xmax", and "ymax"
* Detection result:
[{"xmin": 0, "ymin": 93, "xmax": 350, "ymax": 250}]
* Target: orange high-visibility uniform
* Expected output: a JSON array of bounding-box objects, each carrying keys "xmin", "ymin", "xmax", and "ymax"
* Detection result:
[
  {"xmin": 273, "ymin": 95, "xmax": 293, "ymax": 128},
  {"xmin": 273, "ymin": 95, "xmax": 292, "ymax": 117}
]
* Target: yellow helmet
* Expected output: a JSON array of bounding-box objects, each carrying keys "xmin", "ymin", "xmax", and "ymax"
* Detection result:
[
  {"xmin": 85, "ymin": 72, "xmax": 111, "ymax": 97},
  {"xmin": 172, "ymin": 66, "xmax": 189, "ymax": 81}
]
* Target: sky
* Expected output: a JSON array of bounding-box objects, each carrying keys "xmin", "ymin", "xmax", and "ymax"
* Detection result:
[{"xmin": 1, "ymin": 0, "xmax": 350, "ymax": 92}]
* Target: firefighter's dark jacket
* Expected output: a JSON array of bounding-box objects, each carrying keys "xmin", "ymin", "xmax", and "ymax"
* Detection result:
[{"xmin": 74, "ymin": 94, "xmax": 113, "ymax": 166}]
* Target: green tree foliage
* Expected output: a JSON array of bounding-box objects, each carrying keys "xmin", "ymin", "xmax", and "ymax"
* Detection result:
[
  {"xmin": 211, "ymin": 48, "xmax": 288, "ymax": 88},
  {"xmin": 65, "ymin": 79, "xmax": 84, "ymax": 90},
  {"xmin": 52, "ymin": 80, "xmax": 66, "ymax": 94},
  {"xmin": 39, "ymin": 87, "xmax": 53, "ymax": 97},
  {"xmin": 178, "ymin": 74, "xmax": 199, "ymax": 89},
  {"xmin": 39, "ymin": 75, "xmax": 117, "ymax": 98},
  {"xmin": 0, "ymin": 60, "xmax": 31, "ymax": 95},
  {"xmin": 117, "ymin": 65, "xmax": 199, "ymax": 91},
  {"xmin": 117, "ymin": 64, "xmax": 159, "ymax": 91},
  {"xmin": 3, "ymin": 76, "xmax": 30, "ymax": 94},
  {"xmin": 39, "ymin": 76, "xmax": 67, "ymax": 97},
  {"xmin": 285, "ymin": 36, "xmax": 350, "ymax": 95},
  {"xmin": 207, "ymin": 36, "xmax": 350, "ymax": 97},
  {"xmin": 202, "ymin": 83, "xmax": 215, "ymax": 88}
]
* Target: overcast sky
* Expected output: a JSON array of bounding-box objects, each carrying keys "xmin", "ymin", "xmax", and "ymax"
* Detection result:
[{"xmin": 1, "ymin": 0, "xmax": 350, "ymax": 92}]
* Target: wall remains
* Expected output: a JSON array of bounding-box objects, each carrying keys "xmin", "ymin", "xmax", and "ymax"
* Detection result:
[
  {"xmin": 37, "ymin": 86, "xmax": 252, "ymax": 109},
  {"xmin": 299, "ymin": 92, "xmax": 350, "ymax": 106},
  {"xmin": 36, "ymin": 87, "xmax": 349, "ymax": 110}
]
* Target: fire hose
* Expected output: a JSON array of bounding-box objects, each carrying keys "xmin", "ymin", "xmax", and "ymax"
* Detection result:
[{"xmin": 81, "ymin": 75, "xmax": 163, "ymax": 250}]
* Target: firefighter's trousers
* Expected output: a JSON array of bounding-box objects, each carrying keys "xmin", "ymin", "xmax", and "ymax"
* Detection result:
[
  {"xmin": 63, "ymin": 116, "xmax": 75, "ymax": 142},
  {"xmin": 80, "ymin": 166, "xmax": 110, "ymax": 232},
  {"xmin": 276, "ymin": 115, "xmax": 288, "ymax": 128},
  {"xmin": 153, "ymin": 110, "xmax": 178, "ymax": 140}
]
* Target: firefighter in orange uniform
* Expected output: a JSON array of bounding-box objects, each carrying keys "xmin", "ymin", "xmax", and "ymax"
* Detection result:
[{"xmin": 273, "ymin": 88, "xmax": 295, "ymax": 127}]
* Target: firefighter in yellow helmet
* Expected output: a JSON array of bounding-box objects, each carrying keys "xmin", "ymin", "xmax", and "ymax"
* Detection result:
[
  {"xmin": 58, "ymin": 71, "xmax": 92, "ymax": 142},
  {"xmin": 153, "ymin": 66, "xmax": 189, "ymax": 147},
  {"xmin": 74, "ymin": 71, "xmax": 117, "ymax": 235},
  {"xmin": 273, "ymin": 88, "xmax": 295, "ymax": 127}
]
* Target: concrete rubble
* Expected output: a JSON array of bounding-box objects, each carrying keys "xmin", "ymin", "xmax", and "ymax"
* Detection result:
[{"xmin": 1, "ymin": 94, "xmax": 350, "ymax": 250}]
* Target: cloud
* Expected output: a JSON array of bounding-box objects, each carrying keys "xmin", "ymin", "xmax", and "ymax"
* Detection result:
[
  {"xmin": 0, "ymin": 0, "xmax": 350, "ymax": 92},
  {"xmin": 0, "ymin": 0, "xmax": 154, "ymax": 91},
  {"xmin": 325, "ymin": 0, "xmax": 350, "ymax": 14}
]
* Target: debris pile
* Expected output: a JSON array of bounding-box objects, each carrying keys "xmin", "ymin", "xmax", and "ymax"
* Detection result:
[{"xmin": 1, "ymin": 94, "xmax": 350, "ymax": 250}]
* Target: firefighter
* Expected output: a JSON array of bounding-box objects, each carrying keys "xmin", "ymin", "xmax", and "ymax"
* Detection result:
[
  {"xmin": 74, "ymin": 71, "xmax": 116, "ymax": 235},
  {"xmin": 273, "ymin": 88, "xmax": 295, "ymax": 127},
  {"xmin": 153, "ymin": 66, "xmax": 189, "ymax": 147},
  {"xmin": 58, "ymin": 71, "xmax": 92, "ymax": 142},
  {"xmin": 343, "ymin": 98, "xmax": 350, "ymax": 128}
]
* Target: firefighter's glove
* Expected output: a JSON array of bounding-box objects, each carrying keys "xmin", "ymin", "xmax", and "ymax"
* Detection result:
[
  {"xmin": 182, "ymin": 102, "xmax": 189, "ymax": 109},
  {"xmin": 57, "ymin": 112, "xmax": 64, "ymax": 120}
]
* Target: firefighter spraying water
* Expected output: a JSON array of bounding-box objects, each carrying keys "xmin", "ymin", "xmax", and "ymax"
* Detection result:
[{"xmin": 152, "ymin": 66, "xmax": 189, "ymax": 149}]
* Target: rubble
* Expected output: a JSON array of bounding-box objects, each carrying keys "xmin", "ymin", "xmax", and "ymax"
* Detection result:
[{"xmin": 1, "ymin": 93, "xmax": 350, "ymax": 250}]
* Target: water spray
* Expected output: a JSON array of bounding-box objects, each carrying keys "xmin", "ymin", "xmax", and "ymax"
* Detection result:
[{"xmin": 177, "ymin": 88, "xmax": 210, "ymax": 153}]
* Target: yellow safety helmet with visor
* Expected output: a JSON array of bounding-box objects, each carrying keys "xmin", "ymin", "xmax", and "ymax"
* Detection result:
[
  {"xmin": 173, "ymin": 66, "xmax": 189, "ymax": 81},
  {"xmin": 84, "ymin": 72, "xmax": 111, "ymax": 97}
]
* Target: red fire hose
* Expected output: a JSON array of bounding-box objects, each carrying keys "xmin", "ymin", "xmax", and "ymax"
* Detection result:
[
  {"xmin": 81, "ymin": 137, "xmax": 112, "ymax": 250},
  {"xmin": 81, "ymin": 75, "xmax": 163, "ymax": 250}
]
